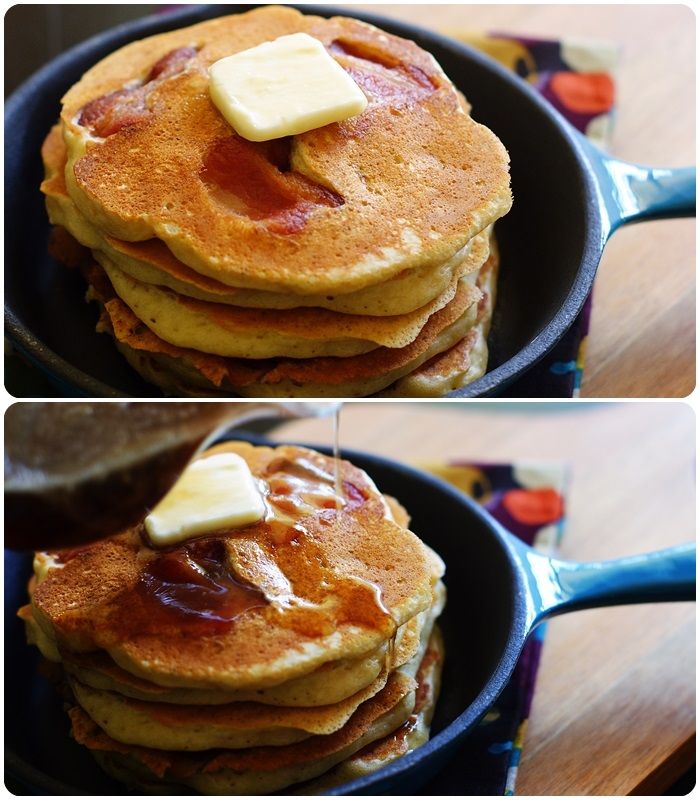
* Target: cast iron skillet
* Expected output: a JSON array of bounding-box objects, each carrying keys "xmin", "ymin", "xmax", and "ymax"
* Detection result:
[
  {"xmin": 4, "ymin": 5, "xmax": 695, "ymax": 397},
  {"xmin": 4, "ymin": 438, "xmax": 695, "ymax": 794}
]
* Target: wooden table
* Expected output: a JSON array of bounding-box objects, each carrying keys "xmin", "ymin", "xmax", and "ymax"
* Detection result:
[
  {"xmin": 271, "ymin": 403, "xmax": 695, "ymax": 795},
  {"xmin": 357, "ymin": 4, "xmax": 695, "ymax": 398}
]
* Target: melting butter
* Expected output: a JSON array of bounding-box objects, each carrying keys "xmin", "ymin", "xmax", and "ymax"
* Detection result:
[
  {"xmin": 208, "ymin": 32, "xmax": 367, "ymax": 142},
  {"xmin": 144, "ymin": 452, "xmax": 266, "ymax": 547}
]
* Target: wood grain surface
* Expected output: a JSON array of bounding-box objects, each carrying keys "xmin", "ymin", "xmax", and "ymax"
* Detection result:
[
  {"xmin": 271, "ymin": 402, "xmax": 696, "ymax": 795},
  {"xmin": 357, "ymin": 4, "xmax": 696, "ymax": 398}
]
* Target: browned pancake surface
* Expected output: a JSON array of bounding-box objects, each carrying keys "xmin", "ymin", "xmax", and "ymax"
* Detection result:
[
  {"xmin": 61, "ymin": 6, "xmax": 511, "ymax": 292},
  {"xmin": 32, "ymin": 442, "xmax": 433, "ymax": 690}
]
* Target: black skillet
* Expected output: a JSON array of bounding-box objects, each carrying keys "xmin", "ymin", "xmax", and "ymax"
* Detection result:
[
  {"xmin": 4, "ymin": 437, "xmax": 695, "ymax": 794},
  {"xmin": 5, "ymin": 4, "xmax": 695, "ymax": 397}
]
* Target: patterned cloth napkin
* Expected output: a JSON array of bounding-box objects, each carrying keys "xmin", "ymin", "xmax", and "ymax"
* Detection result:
[
  {"xmin": 418, "ymin": 459, "xmax": 569, "ymax": 795},
  {"xmin": 450, "ymin": 30, "xmax": 618, "ymax": 397}
]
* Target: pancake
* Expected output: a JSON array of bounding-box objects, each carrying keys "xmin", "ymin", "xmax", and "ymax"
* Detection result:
[
  {"xmin": 81, "ymin": 258, "xmax": 482, "ymax": 397},
  {"xmin": 384, "ymin": 494, "xmax": 410, "ymax": 529},
  {"xmin": 42, "ymin": 125, "xmax": 480, "ymax": 317},
  {"xmin": 70, "ymin": 619, "xmax": 443, "ymax": 794},
  {"xmin": 41, "ymin": 4, "xmax": 512, "ymax": 397},
  {"xmin": 384, "ymin": 327, "xmax": 488, "ymax": 397},
  {"xmin": 63, "ymin": 581, "xmax": 444, "ymax": 753},
  {"xmin": 52, "ymin": 541, "xmax": 442, "ymax": 712},
  {"xmin": 67, "ymin": 667, "xmax": 390, "ymax": 750},
  {"xmin": 21, "ymin": 598, "xmax": 390, "ymax": 706},
  {"xmin": 297, "ymin": 626, "xmax": 444, "ymax": 793},
  {"xmin": 381, "ymin": 239, "xmax": 498, "ymax": 396},
  {"xmin": 61, "ymin": 641, "xmax": 389, "ymax": 707},
  {"xmin": 18, "ymin": 602, "xmax": 61, "ymax": 662},
  {"xmin": 46, "ymin": 224, "xmax": 488, "ymax": 396},
  {"xmin": 31, "ymin": 441, "xmax": 438, "ymax": 691},
  {"xmin": 106, "ymin": 235, "xmax": 477, "ymax": 315},
  {"xmin": 204, "ymin": 280, "xmax": 482, "ymax": 398},
  {"xmin": 72, "ymin": 669, "xmax": 417, "ymax": 794},
  {"xmin": 59, "ymin": 6, "xmax": 511, "ymax": 295},
  {"xmin": 22, "ymin": 439, "xmax": 447, "ymax": 793},
  {"xmin": 44, "ymin": 124, "xmax": 488, "ymax": 357},
  {"xmin": 98, "ymin": 253, "xmax": 468, "ymax": 358},
  {"xmin": 57, "ymin": 608, "xmax": 420, "ymax": 709}
]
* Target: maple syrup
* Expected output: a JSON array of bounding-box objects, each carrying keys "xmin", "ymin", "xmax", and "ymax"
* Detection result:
[
  {"xmin": 129, "ymin": 439, "xmax": 389, "ymax": 640},
  {"xmin": 333, "ymin": 404, "xmax": 343, "ymax": 509},
  {"xmin": 137, "ymin": 537, "xmax": 268, "ymax": 635}
]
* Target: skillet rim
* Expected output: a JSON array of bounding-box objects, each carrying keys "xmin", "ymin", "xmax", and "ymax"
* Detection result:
[{"xmin": 4, "ymin": 3, "xmax": 605, "ymax": 398}]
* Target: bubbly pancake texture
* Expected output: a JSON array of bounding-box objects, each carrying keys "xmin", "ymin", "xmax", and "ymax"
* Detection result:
[
  {"xmin": 30, "ymin": 442, "xmax": 436, "ymax": 691},
  {"xmin": 60, "ymin": 6, "xmax": 512, "ymax": 294}
]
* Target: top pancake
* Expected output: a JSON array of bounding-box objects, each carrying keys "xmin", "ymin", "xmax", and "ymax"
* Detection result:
[
  {"xmin": 42, "ymin": 123, "xmax": 478, "ymax": 316},
  {"xmin": 60, "ymin": 6, "xmax": 512, "ymax": 294},
  {"xmin": 31, "ymin": 441, "xmax": 438, "ymax": 691}
]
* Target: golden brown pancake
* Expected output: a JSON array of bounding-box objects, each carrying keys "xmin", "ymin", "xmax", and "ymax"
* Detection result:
[
  {"xmin": 67, "ymin": 667, "xmax": 392, "ymax": 750},
  {"xmin": 59, "ymin": 6, "xmax": 511, "ymax": 294},
  {"xmin": 42, "ymin": 124, "xmax": 481, "ymax": 317},
  {"xmin": 22, "ymin": 439, "xmax": 447, "ymax": 793},
  {"xmin": 99, "ymin": 254, "xmax": 468, "ymax": 357},
  {"xmin": 71, "ymin": 669, "xmax": 417, "ymax": 794},
  {"xmin": 41, "ymin": 5, "xmax": 512, "ymax": 397},
  {"xmin": 44, "ymin": 123, "xmax": 490, "ymax": 358},
  {"xmin": 297, "ymin": 626, "xmax": 444, "ymax": 793},
  {"xmin": 31, "ymin": 442, "xmax": 437, "ymax": 691},
  {"xmin": 68, "ymin": 618, "xmax": 444, "ymax": 794},
  {"xmin": 106, "ymin": 235, "xmax": 478, "ymax": 315},
  {"xmin": 78, "ymin": 257, "xmax": 482, "ymax": 397},
  {"xmin": 61, "ymin": 581, "xmax": 444, "ymax": 754},
  {"xmin": 60, "ymin": 641, "xmax": 389, "ymax": 707},
  {"xmin": 381, "ymin": 239, "xmax": 498, "ymax": 395},
  {"xmin": 54, "ymin": 603, "xmax": 426, "ymax": 709}
]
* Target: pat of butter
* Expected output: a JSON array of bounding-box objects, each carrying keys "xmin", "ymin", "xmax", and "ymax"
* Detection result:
[
  {"xmin": 208, "ymin": 32, "xmax": 367, "ymax": 142},
  {"xmin": 145, "ymin": 453, "xmax": 265, "ymax": 547}
]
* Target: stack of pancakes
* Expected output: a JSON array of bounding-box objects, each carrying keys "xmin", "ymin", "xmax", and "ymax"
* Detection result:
[
  {"xmin": 19, "ymin": 441, "xmax": 446, "ymax": 793},
  {"xmin": 41, "ymin": 6, "xmax": 511, "ymax": 397}
]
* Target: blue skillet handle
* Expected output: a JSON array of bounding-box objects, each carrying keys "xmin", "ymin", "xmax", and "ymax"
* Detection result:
[
  {"xmin": 515, "ymin": 540, "xmax": 695, "ymax": 627},
  {"xmin": 578, "ymin": 133, "xmax": 696, "ymax": 237}
]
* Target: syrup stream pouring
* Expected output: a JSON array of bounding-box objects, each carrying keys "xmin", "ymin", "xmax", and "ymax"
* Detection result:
[{"xmin": 4, "ymin": 402, "xmax": 340, "ymax": 550}]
